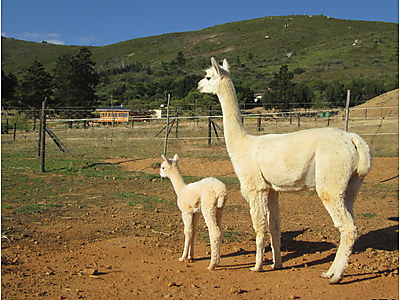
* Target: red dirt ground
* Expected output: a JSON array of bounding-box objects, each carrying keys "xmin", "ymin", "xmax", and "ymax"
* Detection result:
[{"xmin": 1, "ymin": 157, "xmax": 398, "ymax": 299}]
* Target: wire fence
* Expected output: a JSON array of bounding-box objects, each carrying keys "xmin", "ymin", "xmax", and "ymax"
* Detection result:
[{"xmin": 2, "ymin": 105, "xmax": 398, "ymax": 160}]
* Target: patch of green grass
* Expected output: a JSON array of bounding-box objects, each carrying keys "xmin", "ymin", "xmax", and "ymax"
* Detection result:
[
  {"xmin": 223, "ymin": 230, "xmax": 242, "ymax": 242},
  {"xmin": 358, "ymin": 212, "xmax": 377, "ymax": 218},
  {"xmin": 149, "ymin": 162, "xmax": 161, "ymax": 169},
  {"xmin": 117, "ymin": 192, "xmax": 169, "ymax": 210},
  {"xmin": 17, "ymin": 203, "xmax": 62, "ymax": 214},
  {"xmin": 360, "ymin": 183, "xmax": 399, "ymax": 199}
]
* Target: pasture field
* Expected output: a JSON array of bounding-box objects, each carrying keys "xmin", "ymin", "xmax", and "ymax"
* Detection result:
[{"xmin": 1, "ymin": 117, "xmax": 398, "ymax": 299}]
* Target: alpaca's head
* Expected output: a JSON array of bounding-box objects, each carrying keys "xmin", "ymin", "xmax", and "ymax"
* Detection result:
[
  {"xmin": 160, "ymin": 154, "xmax": 179, "ymax": 178},
  {"xmin": 198, "ymin": 57, "xmax": 230, "ymax": 95}
]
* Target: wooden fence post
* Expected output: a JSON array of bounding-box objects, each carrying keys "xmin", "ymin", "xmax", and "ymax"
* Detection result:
[
  {"xmin": 39, "ymin": 100, "xmax": 46, "ymax": 172},
  {"xmin": 207, "ymin": 105, "xmax": 212, "ymax": 145},
  {"xmin": 344, "ymin": 89, "xmax": 351, "ymax": 132},
  {"xmin": 175, "ymin": 108, "xmax": 179, "ymax": 138},
  {"xmin": 13, "ymin": 122, "xmax": 17, "ymax": 140},
  {"xmin": 163, "ymin": 94, "xmax": 171, "ymax": 156},
  {"xmin": 208, "ymin": 116, "xmax": 212, "ymax": 145}
]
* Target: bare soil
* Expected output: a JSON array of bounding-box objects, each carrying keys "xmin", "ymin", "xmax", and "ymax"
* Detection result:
[{"xmin": 1, "ymin": 157, "xmax": 398, "ymax": 299}]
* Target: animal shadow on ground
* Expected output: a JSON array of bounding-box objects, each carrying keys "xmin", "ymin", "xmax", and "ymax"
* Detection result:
[
  {"xmin": 279, "ymin": 230, "xmax": 336, "ymax": 269},
  {"xmin": 354, "ymin": 218, "xmax": 399, "ymax": 252},
  {"xmin": 214, "ymin": 230, "xmax": 336, "ymax": 270}
]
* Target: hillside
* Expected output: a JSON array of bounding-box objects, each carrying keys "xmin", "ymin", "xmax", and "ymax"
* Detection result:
[
  {"xmin": 356, "ymin": 89, "xmax": 399, "ymax": 108},
  {"xmin": 349, "ymin": 89, "xmax": 399, "ymax": 118},
  {"xmin": 2, "ymin": 15, "xmax": 398, "ymax": 107}
]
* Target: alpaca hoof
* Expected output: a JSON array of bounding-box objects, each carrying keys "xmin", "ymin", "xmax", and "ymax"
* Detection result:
[
  {"xmin": 250, "ymin": 266, "xmax": 263, "ymax": 272},
  {"xmin": 329, "ymin": 276, "xmax": 342, "ymax": 284},
  {"xmin": 320, "ymin": 271, "xmax": 333, "ymax": 279},
  {"xmin": 271, "ymin": 263, "xmax": 282, "ymax": 270},
  {"xmin": 207, "ymin": 265, "xmax": 216, "ymax": 271},
  {"xmin": 179, "ymin": 257, "xmax": 185, "ymax": 262}
]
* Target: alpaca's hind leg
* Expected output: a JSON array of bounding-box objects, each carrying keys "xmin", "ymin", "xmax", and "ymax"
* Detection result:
[
  {"xmin": 216, "ymin": 207, "xmax": 224, "ymax": 229},
  {"xmin": 180, "ymin": 212, "xmax": 194, "ymax": 262},
  {"xmin": 203, "ymin": 209, "xmax": 222, "ymax": 270},
  {"xmin": 189, "ymin": 212, "xmax": 201, "ymax": 261},
  {"xmin": 320, "ymin": 193, "xmax": 358, "ymax": 284},
  {"xmin": 247, "ymin": 191, "xmax": 268, "ymax": 272},
  {"xmin": 267, "ymin": 189, "xmax": 282, "ymax": 270}
]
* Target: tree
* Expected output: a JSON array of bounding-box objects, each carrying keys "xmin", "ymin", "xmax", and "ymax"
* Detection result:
[
  {"xmin": 262, "ymin": 65, "xmax": 294, "ymax": 110},
  {"xmin": 325, "ymin": 81, "xmax": 346, "ymax": 107},
  {"xmin": 16, "ymin": 60, "xmax": 53, "ymax": 108},
  {"xmin": 1, "ymin": 70, "xmax": 19, "ymax": 108},
  {"xmin": 236, "ymin": 85, "xmax": 256, "ymax": 109},
  {"xmin": 292, "ymin": 83, "xmax": 313, "ymax": 109},
  {"xmin": 53, "ymin": 47, "xmax": 99, "ymax": 117},
  {"xmin": 175, "ymin": 51, "xmax": 186, "ymax": 67}
]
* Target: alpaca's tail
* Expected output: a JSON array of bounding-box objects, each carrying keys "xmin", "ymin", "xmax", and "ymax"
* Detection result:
[{"xmin": 350, "ymin": 133, "xmax": 372, "ymax": 177}]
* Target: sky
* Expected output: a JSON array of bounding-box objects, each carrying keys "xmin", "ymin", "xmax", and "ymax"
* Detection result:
[{"xmin": 2, "ymin": 0, "xmax": 398, "ymax": 46}]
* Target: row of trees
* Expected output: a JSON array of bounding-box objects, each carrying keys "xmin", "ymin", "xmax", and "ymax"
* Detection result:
[
  {"xmin": 2, "ymin": 49, "xmax": 394, "ymax": 118},
  {"xmin": 261, "ymin": 65, "xmax": 389, "ymax": 110},
  {"xmin": 2, "ymin": 47, "xmax": 99, "ymax": 117}
]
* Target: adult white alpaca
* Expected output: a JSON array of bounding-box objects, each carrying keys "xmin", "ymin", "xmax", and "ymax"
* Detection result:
[
  {"xmin": 160, "ymin": 154, "xmax": 227, "ymax": 270},
  {"xmin": 198, "ymin": 58, "xmax": 371, "ymax": 283}
]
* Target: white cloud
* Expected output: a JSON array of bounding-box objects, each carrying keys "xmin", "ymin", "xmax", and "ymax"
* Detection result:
[
  {"xmin": 12, "ymin": 32, "xmax": 65, "ymax": 45},
  {"xmin": 44, "ymin": 39, "xmax": 65, "ymax": 45}
]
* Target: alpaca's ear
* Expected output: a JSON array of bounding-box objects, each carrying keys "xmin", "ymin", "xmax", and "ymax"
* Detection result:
[
  {"xmin": 211, "ymin": 57, "xmax": 221, "ymax": 76},
  {"xmin": 161, "ymin": 154, "xmax": 167, "ymax": 161},
  {"xmin": 173, "ymin": 154, "xmax": 179, "ymax": 162},
  {"xmin": 222, "ymin": 59, "xmax": 230, "ymax": 71}
]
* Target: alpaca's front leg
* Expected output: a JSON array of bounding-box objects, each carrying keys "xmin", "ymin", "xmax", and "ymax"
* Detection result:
[
  {"xmin": 180, "ymin": 212, "xmax": 194, "ymax": 262},
  {"xmin": 247, "ymin": 193, "xmax": 268, "ymax": 272}
]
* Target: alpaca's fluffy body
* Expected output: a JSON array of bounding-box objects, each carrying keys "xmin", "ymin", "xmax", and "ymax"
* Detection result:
[
  {"xmin": 228, "ymin": 127, "xmax": 370, "ymax": 193},
  {"xmin": 175, "ymin": 178, "xmax": 226, "ymax": 213},
  {"xmin": 198, "ymin": 58, "xmax": 372, "ymax": 283},
  {"xmin": 160, "ymin": 154, "xmax": 227, "ymax": 270}
]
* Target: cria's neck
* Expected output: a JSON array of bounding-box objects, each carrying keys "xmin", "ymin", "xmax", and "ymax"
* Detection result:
[{"xmin": 168, "ymin": 168, "xmax": 186, "ymax": 195}]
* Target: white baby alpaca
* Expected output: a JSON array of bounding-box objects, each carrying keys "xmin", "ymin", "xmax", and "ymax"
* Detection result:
[{"xmin": 160, "ymin": 154, "xmax": 227, "ymax": 270}]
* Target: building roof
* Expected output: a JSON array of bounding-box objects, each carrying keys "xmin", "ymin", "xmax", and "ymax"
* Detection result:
[{"xmin": 95, "ymin": 107, "xmax": 131, "ymax": 112}]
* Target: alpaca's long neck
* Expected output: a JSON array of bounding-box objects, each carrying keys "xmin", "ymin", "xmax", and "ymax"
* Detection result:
[
  {"xmin": 168, "ymin": 168, "xmax": 186, "ymax": 195},
  {"xmin": 217, "ymin": 77, "xmax": 248, "ymax": 151}
]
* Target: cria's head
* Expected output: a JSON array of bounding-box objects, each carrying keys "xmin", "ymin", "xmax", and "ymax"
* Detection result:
[
  {"xmin": 159, "ymin": 154, "xmax": 179, "ymax": 178},
  {"xmin": 197, "ymin": 57, "xmax": 230, "ymax": 95}
]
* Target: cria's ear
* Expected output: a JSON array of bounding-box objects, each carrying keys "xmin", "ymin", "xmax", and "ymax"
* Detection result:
[
  {"xmin": 211, "ymin": 57, "xmax": 221, "ymax": 76},
  {"xmin": 222, "ymin": 59, "xmax": 230, "ymax": 72},
  {"xmin": 173, "ymin": 154, "xmax": 179, "ymax": 162}
]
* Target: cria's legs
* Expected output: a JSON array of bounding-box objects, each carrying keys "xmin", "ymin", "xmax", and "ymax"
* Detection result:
[
  {"xmin": 180, "ymin": 212, "xmax": 194, "ymax": 262},
  {"xmin": 189, "ymin": 212, "xmax": 201, "ymax": 260},
  {"xmin": 216, "ymin": 207, "xmax": 224, "ymax": 229},
  {"xmin": 203, "ymin": 208, "xmax": 222, "ymax": 270},
  {"xmin": 320, "ymin": 191, "xmax": 358, "ymax": 284},
  {"xmin": 267, "ymin": 189, "xmax": 282, "ymax": 270},
  {"xmin": 247, "ymin": 191, "xmax": 268, "ymax": 272}
]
